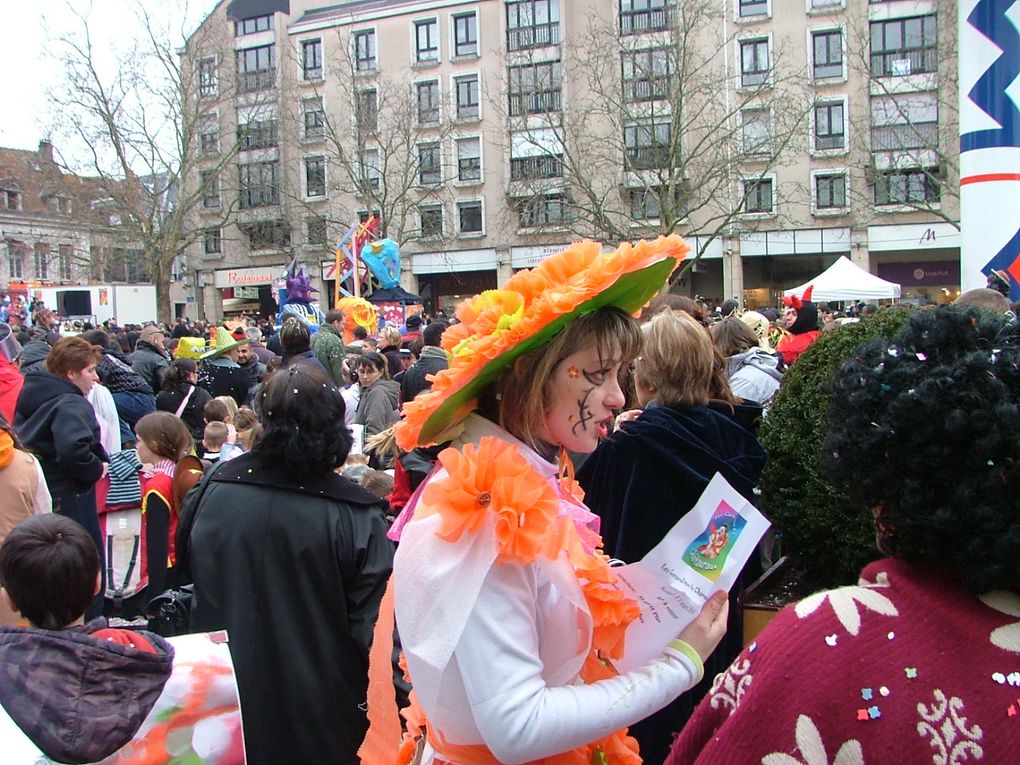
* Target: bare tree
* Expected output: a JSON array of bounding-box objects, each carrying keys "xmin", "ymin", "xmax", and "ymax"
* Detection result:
[
  {"xmin": 494, "ymin": 0, "xmax": 811, "ymax": 280},
  {"xmin": 299, "ymin": 27, "xmax": 463, "ymax": 248},
  {"xmin": 45, "ymin": 1, "xmax": 242, "ymax": 322},
  {"xmin": 843, "ymin": 1, "xmax": 959, "ymax": 228}
]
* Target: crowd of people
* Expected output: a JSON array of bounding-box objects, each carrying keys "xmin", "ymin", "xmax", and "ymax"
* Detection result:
[{"xmin": 0, "ymin": 248, "xmax": 1017, "ymax": 764}]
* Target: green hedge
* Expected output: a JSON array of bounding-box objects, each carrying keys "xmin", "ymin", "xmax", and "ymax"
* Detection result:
[{"xmin": 758, "ymin": 307, "xmax": 916, "ymax": 590}]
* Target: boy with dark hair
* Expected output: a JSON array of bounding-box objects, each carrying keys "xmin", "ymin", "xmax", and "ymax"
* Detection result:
[{"xmin": 0, "ymin": 514, "xmax": 174, "ymax": 763}]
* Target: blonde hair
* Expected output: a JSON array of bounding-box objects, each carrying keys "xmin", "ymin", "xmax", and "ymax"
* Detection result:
[
  {"xmin": 203, "ymin": 420, "xmax": 229, "ymax": 450},
  {"xmin": 380, "ymin": 327, "xmax": 402, "ymax": 348},
  {"xmin": 213, "ymin": 395, "xmax": 239, "ymax": 422},
  {"xmin": 491, "ymin": 307, "xmax": 642, "ymax": 454},
  {"xmin": 637, "ymin": 310, "xmax": 714, "ymax": 407}
]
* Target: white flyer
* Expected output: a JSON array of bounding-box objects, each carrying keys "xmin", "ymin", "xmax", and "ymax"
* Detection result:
[{"xmin": 610, "ymin": 472, "xmax": 770, "ymax": 673}]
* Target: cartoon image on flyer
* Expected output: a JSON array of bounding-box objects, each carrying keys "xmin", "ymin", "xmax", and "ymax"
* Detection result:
[{"xmin": 681, "ymin": 500, "xmax": 745, "ymax": 581}]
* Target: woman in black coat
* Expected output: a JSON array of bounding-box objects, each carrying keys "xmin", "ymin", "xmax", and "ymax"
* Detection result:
[
  {"xmin": 155, "ymin": 358, "xmax": 212, "ymax": 443},
  {"xmin": 14, "ymin": 337, "xmax": 108, "ymax": 618},
  {"xmin": 176, "ymin": 365, "xmax": 394, "ymax": 765}
]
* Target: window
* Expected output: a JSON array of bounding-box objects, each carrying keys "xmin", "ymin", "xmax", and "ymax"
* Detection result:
[
  {"xmin": 622, "ymin": 48, "xmax": 671, "ymax": 102},
  {"xmin": 815, "ymin": 173, "xmax": 846, "ymax": 209},
  {"xmin": 739, "ymin": 0, "xmax": 768, "ymax": 18},
  {"xmin": 198, "ymin": 57, "xmax": 218, "ymax": 97},
  {"xmin": 356, "ymin": 88, "xmax": 378, "ymax": 133},
  {"xmin": 5, "ymin": 190, "xmax": 19, "ymax": 210},
  {"xmin": 237, "ymin": 118, "xmax": 278, "ymax": 150},
  {"xmin": 415, "ymin": 19, "xmax": 439, "ymax": 63},
  {"xmin": 814, "ymin": 101, "xmax": 846, "ymax": 150},
  {"xmin": 235, "ymin": 15, "xmax": 273, "ymax": 36},
  {"xmin": 236, "ymin": 45, "xmax": 275, "ymax": 93},
  {"xmin": 307, "ymin": 217, "xmax": 329, "ymax": 246},
  {"xmin": 455, "ymin": 74, "xmax": 480, "ymax": 120},
  {"xmin": 630, "ymin": 188, "xmax": 661, "ymax": 219},
  {"xmin": 518, "ymin": 193, "xmax": 569, "ymax": 227},
  {"xmin": 510, "ymin": 153, "xmax": 563, "ymax": 180},
  {"xmin": 354, "ymin": 30, "xmax": 377, "ymax": 71},
  {"xmin": 871, "ymin": 16, "xmax": 937, "ymax": 77},
  {"xmin": 244, "ymin": 221, "xmax": 290, "ymax": 250},
  {"xmin": 811, "ymin": 0, "xmax": 842, "ymax": 8},
  {"xmin": 200, "ymin": 114, "xmax": 219, "ymax": 154},
  {"xmin": 620, "ymin": 0, "xmax": 676, "ymax": 35},
  {"xmin": 509, "ymin": 61, "xmax": 562, "ymax": 116},
  {"xmin": 417, "ymin": 80, "xmax": 441, "ymax": 124},
  {"xmin": 203, "ymin": 228, "xmax": 222, "ymax": 255},
  {"xmin": 360, "ymin": 150, "xmax": 380, "ymax": 190},
  {"xmin": 58, "ymin": 244, "xmax": 73, "ymax": 281},
  {"xmin": 742, "ymin": 177, "xmax": 773, "ymax": 213},
  {"xmin": 8, "ymin": 243, "xmax": 23, "ymax": 279},
  {"xmin": 453, "ymin": 13, "xmax": 478, "ymax": 57},
  {"xmin": 458, "ymin": 201, "xmax": 483, "ymax": 234},
  {"xmin": 875, "ymin": 167, "xmax": 940, "ymax": 205},
  {"xmin": 813, "ymin": 30, "xmax": 843, "ymax": 79},
  {"xmin": 34, "ymin": 243, "xmax": 49, "ymax": 280},
  {"xmin": 456, "ymin": 138, "xmax": 482, "ymax": 182},
  {"xmin": 419, "ymin": 204, "xmax": 444, "ymax": 238},
  {"xmin": 303, "ymin": 97, "xmax": 325, "ymax": 139},
  {"xmin": 740, "ymin": 38, "xmax": 769, "ymax": 86},
  {"xmin": 418, "ymin": 143, "xmax": 442, "ymax": 185},
  {"xmin": 870, "ymin": 93, "xmax": 938, "ymax": 151},
  {"xmin": 200, "ymin": 170, "xmax": 220, "ymax": 209},
  {"xmin": 305, "ymin": 156, "xmax": 326, "ymax": 197},
  {"xmin": 57, "ymin": 197, "xmax": 72, "ymax": 215},
  {"xmin": 741, "ymin": 108, "xmax": 770, "ymax": 153},
  {"xmin": 507, "ymin": 0, "xmax": 560, "ymax": 51},
  {"xmin": 624, "ymin": 120, "xmax": 672, "ymax": 169},
  {"xmin": 238, "ymin": 161, "xmax": 280, "ymax": 208},
  {"xmin": 302, "ymin": 39, "xmax": 323, "ymax": 80}
]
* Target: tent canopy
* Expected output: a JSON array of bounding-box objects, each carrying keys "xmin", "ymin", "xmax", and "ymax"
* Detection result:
[
  {"xmin": 783, "ymin": 256, "xmax": 901, "ymax": 301},
  {"xmin": 366, "ymin": 286, "xmax": 425, "ymax": 304}
]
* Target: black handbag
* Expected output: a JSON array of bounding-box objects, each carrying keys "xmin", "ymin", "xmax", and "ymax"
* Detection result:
[{"xmin": 145, "ymin": 585, "xmax": 194, "ymax": 637}]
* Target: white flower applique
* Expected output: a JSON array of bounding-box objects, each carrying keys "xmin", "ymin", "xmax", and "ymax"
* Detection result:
[
  {"xmin": 708, "ymin": 656, "xmax": 752, "ymax": 713},
  {"xmin": 761, "ymin": 714, "xmax": 864, "ymax": 765},
  {"xmin": 795, "ymin": 572, "xmax": 898, "ymax": 636},
  {"xmin": 916, "ymin": 689, "xmax": 984, "ymax": 764},
  {"xmin": 977, "ymin": 590, "xmax": 1020, "ymax": 654}
]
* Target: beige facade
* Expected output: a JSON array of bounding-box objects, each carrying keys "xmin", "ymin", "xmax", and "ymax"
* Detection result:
[{"xmin": 181, "ymin": 0, "xmax": 959, "ymax": 320}]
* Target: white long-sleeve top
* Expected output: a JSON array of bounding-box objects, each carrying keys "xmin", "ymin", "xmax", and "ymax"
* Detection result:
[{"xmin": 394, "ymin": 415, "xmax": 703, "ymax": 764}]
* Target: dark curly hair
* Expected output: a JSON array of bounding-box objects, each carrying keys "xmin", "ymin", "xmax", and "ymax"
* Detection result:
[
  {"xmin": 254, "ymin": 364, "xmax": 352, "ymax": 477},
  {"xmin": 825, "ymin": 305, "xmax": 1020, "ymax": 593}
]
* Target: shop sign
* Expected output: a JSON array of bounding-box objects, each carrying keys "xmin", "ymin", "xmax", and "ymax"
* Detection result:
[
  {"xmin": 213, "ymin": 267, "xmax": 278, "ymax": 288},
  {"xmin": 867, "ymin": 223, "xmax": 961, "ymax": 252},
  {"xmin": 876, "ymin": 260, "xmax": 961, "ymax": 287},
  {"xmin": 510, "ymin": 244, "xmax": 572, "ymax": 269},
  {"xmin": 411, "ymin": 248, "xmax": 498, "ymax": 275}
]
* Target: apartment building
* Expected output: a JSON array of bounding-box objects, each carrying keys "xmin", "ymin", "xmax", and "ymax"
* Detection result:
[
  {"xmin": 0, "ymin": 140, "xmax": 147, "ymax": 305},
  {"xmin": 181, "ymin": 0, "xmax": 959, "ymax": 320}
]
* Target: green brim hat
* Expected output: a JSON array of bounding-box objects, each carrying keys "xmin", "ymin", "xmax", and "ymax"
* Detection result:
[
  {"xmin": 201, "ymin": 326, "xmax": 251, "ymax": 359},
  {"xmin": 395, "ymin": 236, "xmax": 688, "ymax": 450}
]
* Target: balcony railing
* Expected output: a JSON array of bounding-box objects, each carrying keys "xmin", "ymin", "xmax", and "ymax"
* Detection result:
[
  {"xmin": 236, "ymin": 68, "xmax": 276, "ymax": 94},
  {"xmin": 624, "ymin": 77, "xmax": 671, "ymax": 102},
  {"xmin": 626, "ymin": 145, "xmax": 672, "ymax": 170},
  {"xmin": 509, "ymin": 89, "xmax": 562, "ymax": 117},
  {"xmin": 507, "ymin": 22, "xmax": 560, "ymax": 51},
  {"xmin": 871, "ymin": 121, "xmax": 939, "ymax": 151},
  {"xmin": 510, "ymin": 154, "xmax": 564, "ymax": 181},
  {"xmin": 871, "ymin": 47, "xmax": 937, "ymax": 77},
  {"xmin": 620, "ymin": 7, "xmax": 675, "ymax": 35}
]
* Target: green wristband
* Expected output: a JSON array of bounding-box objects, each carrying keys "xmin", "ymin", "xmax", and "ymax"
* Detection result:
[{"xmin": 667, "ymin": 639, "xmax": 705, "ymax": 684}]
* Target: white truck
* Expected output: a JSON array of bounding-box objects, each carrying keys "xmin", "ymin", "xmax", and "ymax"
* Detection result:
[{"xmin": 33, "ymin": 284, "xmax": 158, "ymax": 326}]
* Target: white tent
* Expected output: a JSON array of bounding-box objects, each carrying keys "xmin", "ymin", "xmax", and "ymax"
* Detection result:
[{"xmin": 783, "ymin": 255, "xmax": 901, "ymax": 301}]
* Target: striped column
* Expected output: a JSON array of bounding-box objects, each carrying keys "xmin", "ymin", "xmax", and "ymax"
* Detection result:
[{"xmin": 959, "ymin": 0, "xmax": 1020, "ymax": 298}]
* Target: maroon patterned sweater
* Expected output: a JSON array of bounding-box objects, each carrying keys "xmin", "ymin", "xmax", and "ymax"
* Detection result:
[{"xmin": 667, "ymin": 558, "xmax": 1020, "ymax": 765}]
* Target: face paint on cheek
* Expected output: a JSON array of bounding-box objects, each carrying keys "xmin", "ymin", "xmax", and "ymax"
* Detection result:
[
  {"xmin": 567, "ymin": 366, "xmax": 581, "ymax": 379},
  {"xmin": 570, "ymin": 387, "xmax": 595, "ymax": 435}
]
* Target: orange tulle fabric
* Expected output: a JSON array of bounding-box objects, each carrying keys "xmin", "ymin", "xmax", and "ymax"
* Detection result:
[
  {"xmin": 370, "ymin": 436, "xmax": 643, "ymax": 765},
  {"xmin": 395, "ymin": 236, "xmax": 688, "ymax": 451},
  {"xmin": 337, "ymin": 296, "xmax": 378, "ymax": 342}
]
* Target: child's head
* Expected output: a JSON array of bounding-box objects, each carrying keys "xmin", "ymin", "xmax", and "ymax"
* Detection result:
[
  {"xmin": 203, "ymin": 420, "xmax": 229, "ymax": 451},
  {"xmin": 213, "ymin": 396, "xmax": 239, "ymax": 422},
  {"xmin": 360, "ymin": 469, "xmax": 394, "ymax": 500},
  {"xmin": 134, "ymin": 412, "xmax": 193, "ymax": 464},
  {"xmin": 0, "ymin": 515, "xmax": 99, "ymax": 630},
  {"xmin": 233, "ymin": 408, "xmax": 262, "ymax": 451},
  {"xmin": 204, "ymin": 398, "xmax": 229, "ymax": 424}
]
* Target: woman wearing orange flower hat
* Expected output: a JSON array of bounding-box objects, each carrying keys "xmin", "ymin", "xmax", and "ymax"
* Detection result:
[{"xmin": 360, "ymin": 236, "xmax": 730, "ymax": 765}]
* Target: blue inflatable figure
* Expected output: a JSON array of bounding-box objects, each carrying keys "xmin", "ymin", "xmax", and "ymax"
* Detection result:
[{"xmin": 360, "ymin": 239, "xmax": 401, "ymax": 290}]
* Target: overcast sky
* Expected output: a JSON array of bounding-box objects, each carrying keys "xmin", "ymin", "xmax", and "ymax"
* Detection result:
[{"xmin": 0, "ymin": 0, "xmax": 217, "ymax": 161}]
